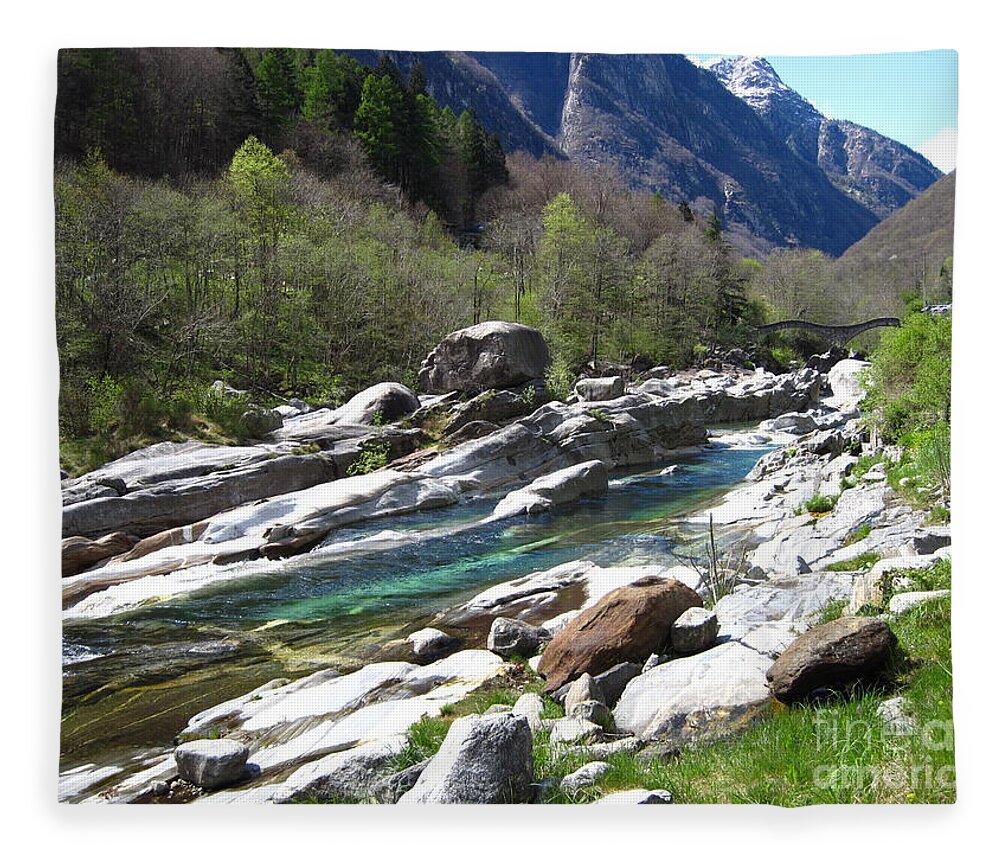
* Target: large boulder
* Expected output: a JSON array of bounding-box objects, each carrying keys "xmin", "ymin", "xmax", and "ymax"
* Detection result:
[
  {"xmin": 398, "ymin": 712, "xmax": 534, "ymax": 803},
  {"xmin": 332, "ymin": 382, "xmax": 421, "ymax": 426},
  {"xmin": 490, "ymin": 460, "xmax": 608, "ymax": 519},
  {"xmin": 240, "ymin": 407, "xmax": 283, "ymax": 438},
  {"xmin": 766, "ymin": 617, "xmax": 896, "ymax": 703},
  {"xmin": 417, "ymin": 321, "xmax": 551, "ymax": 394},
  {"xmin": 174, "ymin": 739, "xmax": 249, "ymax": 790},
  {"xmin": 614, "ymin": 642, "xmax": 773, "ymax": 745},
  {"xmin": 537, "ymin": 576, "xmax": 703, "ymax": 692},
  {"xmin": 827, "ymin": 359, "xmax": 870, "ymax": 409},
  {"xmin": 407, "ymin": 628, "xmax": 461, "ymax": 661}
]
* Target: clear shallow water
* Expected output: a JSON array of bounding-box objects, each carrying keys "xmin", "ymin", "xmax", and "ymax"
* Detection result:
[{"xmin": 61, "ymin": 442, "xmax": 769, "ymax": 768}]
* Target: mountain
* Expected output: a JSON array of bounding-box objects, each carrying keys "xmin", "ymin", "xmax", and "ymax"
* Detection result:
[
  {"xmin": 702, "ymin": 56, "xmax": 942, "ymax": 220},
  {"xmin": 832, "ymin": 171, "xmax": 956, "ymax": 317},
  {"xmin": 343, "ymin": 50, "xmax": 560, "ymax": 157},
  {"xmin": 342, "ymin": 50, "xmax": 941, "ymax": 257},
  {"xmin": 552, "ymin": 53, "xmax": 877, "ymax": 256}
]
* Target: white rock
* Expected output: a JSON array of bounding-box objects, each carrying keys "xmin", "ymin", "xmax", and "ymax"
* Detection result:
[
  {"xmin": 888, "ymin": 590, "xmax": 950, "ymax": 615},
  {"xmin": 560, "ymin": 762, "xmax": 611, "ymax": 793},
  {"xmin": 595, "ymin": 789, "xmax": 673, "ymax": 804},
  {"xmin": 549, "ymin": 717, "xmax": 603, "ymax": 745},
  {"xmin": 614, "ymin": 642, "xmax": 773, "ymax": 745},
  {"xmin": 490, "ymin": 460, "xmax": 608, "ymax": 519},
  {"xmin": 671, "ymin": 606, "xmax": 719, "ymax": 654}
]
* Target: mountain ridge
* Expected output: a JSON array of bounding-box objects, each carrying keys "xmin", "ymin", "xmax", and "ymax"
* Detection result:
[{"xmin": 340, "ymin": 50, "xmax": 942, "ymax": 257}]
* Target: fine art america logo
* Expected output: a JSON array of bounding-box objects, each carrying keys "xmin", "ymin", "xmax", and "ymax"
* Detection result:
[{"xmin": 811, "ymin": 715, "xmax": 956, "ymax": 794}]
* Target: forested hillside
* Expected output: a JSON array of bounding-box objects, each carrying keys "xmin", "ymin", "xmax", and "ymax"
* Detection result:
[{"xmin": 54, "ymin": 48, "xmax": 938, "ymax": 474}]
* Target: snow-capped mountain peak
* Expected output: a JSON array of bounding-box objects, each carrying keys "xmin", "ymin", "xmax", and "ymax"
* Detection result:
[{"xmin": 704, "ymin": 55, "xmax": 821, "ymax": 122}]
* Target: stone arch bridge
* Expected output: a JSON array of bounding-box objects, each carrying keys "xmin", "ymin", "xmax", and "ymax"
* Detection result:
[{"xmin": 756, "ymin": 317, "xmax": 901, "ymax": 346}]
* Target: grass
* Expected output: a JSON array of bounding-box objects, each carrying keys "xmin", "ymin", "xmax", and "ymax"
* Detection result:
[
  {"xmin": 843, "ymin": 523, "xmax": 872, "ymax": 546},
  {"xmin": 826, "ymin": 551, "xmax": 881, "ymax": 572},
  {"xmin": 815, "ymin": 599, "xmax": 849, "ymax": 625}
]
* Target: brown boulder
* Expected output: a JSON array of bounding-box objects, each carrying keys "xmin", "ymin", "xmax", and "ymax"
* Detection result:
[
  {"xmin": 767, "ymin": 616, "xmax": 896, "ymax": 703},
  {"xmin": 537, "ymin": 576, "xmax": 702, "ymax": 692},
  {"xmin": 61, "ymin": 532, "xmax": 137, "ymax": 577}
]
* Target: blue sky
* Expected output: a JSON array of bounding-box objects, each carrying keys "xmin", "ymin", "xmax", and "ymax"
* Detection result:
[{"xmin": 695, "ymin": 51, "xmax": 958, "ymax": 172}]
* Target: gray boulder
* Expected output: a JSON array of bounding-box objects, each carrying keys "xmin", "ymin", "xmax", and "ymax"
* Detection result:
[
  {"xmin": 418, "ymin": 321, "xmax": 551, "ymax": 394},
  {"xmin": 398, "ymin": 713, "xmax": 534, "ymax": 803},
  {"xmin": 512, "ymin": 693, "xmax": 545, "ymax": 734},
  {"xmin": 568, "ymin": 700, "xmax": 615, "ymax": 733},
  {"xmin": 240, "ymin": 407, "xmax": 283, "ymax": 438},
  {"xmin": 575, "ymin": 376, "xmax": 625, "ymax": 402},
  {"xmin": 332, "ymin": 382, "xmax": 420, "ymax": 426},
  {"xmin": 174, "ymin": 739, "xmax": 249, "ymax": 790},
  {"xmin": 671, "ymin": 607, "xmax": 719, "ymax": 655},
  {"xmin": 549, "ymin": 717, "xmax": 603, "ymax": 745},
  {"xmin": 563, "ymin": 672, "xmax": 605, "ymax": 711},
  {"xmin": 592, "ymin": 662, "xmax": 643, "ymax": 707},
  {"xmin": 759, "ymin": 413, "xmax": 818, "ymax": 435},
  {"xmin": 487, "ymin": 617, "xmax": 551, "ymax": 659},
  {"xmin": 370, "ymin": 760, "xmax": 429, "ymax": 804},
  {"xmin": 407, "ymin": 628, "xmax": 460, "ymax": 661}
]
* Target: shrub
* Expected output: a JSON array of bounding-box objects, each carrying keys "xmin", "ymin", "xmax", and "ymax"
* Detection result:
[
  {"xmin": 910, "ymin": 558, "xmax": 951, "ymax": 592},
  {"xmin": 544, "ymin": 354, "xmax": 575, "ymax": 402},
  {"xmin": 862, "ymin": 312, "xmax": 950, "ymax": 443},
  {"xmin": 805, "ymin": 494, "xmax": 838, "ymax": 514},
  {"xmin": 86, "ymin": 375, "xmax": 124, "ymax": 437},
  {"xmin": 200, "ymin": 387, "xmax": 253, "ymax": 439},
  {"xmin": 347, "ymin": 437, "xmax": 391, "ymax": 475}
]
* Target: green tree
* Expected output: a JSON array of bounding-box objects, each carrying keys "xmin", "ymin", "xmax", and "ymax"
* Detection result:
[
  {"xmin": 538, "ymin": 193, "xmax": 630, "ymax": 365},
  {"xmin": 354, "ymin": 73, "xmax": 405, "ymax": 182},
  {"xmin": 255, "ymin": 49, "xmax": 300, "ymax": 131}
]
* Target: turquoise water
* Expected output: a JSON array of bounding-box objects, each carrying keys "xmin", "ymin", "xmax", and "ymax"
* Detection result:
[{"xmin": 60, "ymin": 442, "xmax": 769, "ymax": 767}]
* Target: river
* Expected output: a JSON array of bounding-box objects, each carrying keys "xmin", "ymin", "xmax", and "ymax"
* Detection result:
[{"xmin": 60, "ymin": 438, "xmax": 770, "ymax": 773}]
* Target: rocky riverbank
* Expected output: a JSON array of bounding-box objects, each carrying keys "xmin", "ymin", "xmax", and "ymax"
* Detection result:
[{"xmin": 60, "ymin": 324, "xmax": 950, "ymax": 804}]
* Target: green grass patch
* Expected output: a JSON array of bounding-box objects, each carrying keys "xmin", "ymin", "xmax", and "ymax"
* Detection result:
[
  {"xmin": 815, "ymin": 599, "xmax": 849, "ymax": 625},
  {"xmin": 826, "ymin": 551, "xmax": 881, "ymax": 572},
  {"xmin": 843, "ymin": 523, "xmax": 872, "ymax": 546}
]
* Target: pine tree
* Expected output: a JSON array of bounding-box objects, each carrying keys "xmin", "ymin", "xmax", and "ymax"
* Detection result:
[
  {"xmin": 254, "ymin": 49, "xmax": 300, "ymax": 133},
  {"xmin": 354, "ymin": 73, "xmax": 406, "ymax": 182}
]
